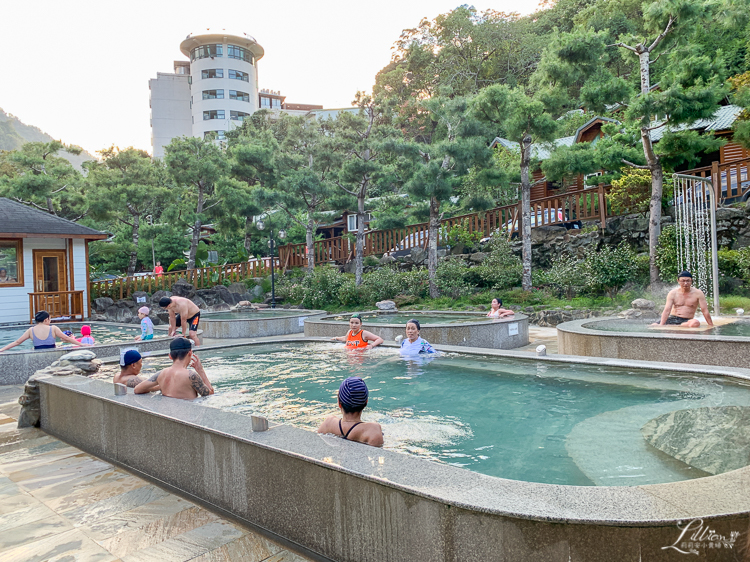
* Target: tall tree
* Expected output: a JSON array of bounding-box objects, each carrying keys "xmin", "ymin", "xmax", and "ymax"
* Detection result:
[
  {"xmin": 333, "ymin": 95, "xmax": 401, "ymax": 285},
  {"xmin": 164, "ymin": 137, "xmax": 229, "ymax": 270},
  {"xmin": 394, "ymin": 95, "xmax": 494, "ymax": 297},
  {"xmin": 472, "ymin": 85, "xmax": 559, "ymax": 291},
  {"xmin": 87, "ymin": 147, "xmax": 171, "ymax": 276},
  {"xmin": 540, "ymin": 0, "xmax": 737, "ymax": 282},
  {"xmin": 0, "ymin": 140, "xmax": 87, "ymax": 220}
]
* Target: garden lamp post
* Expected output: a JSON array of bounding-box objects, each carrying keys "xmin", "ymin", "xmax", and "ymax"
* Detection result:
[{"xmin": 256, "ymin": 220, "xmax": 286, "ymax": 308}]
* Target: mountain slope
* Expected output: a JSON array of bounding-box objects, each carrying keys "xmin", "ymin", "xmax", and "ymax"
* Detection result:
[{"xmin": 0, "ymin": 108, "xmax": 97, "ymax": 169}]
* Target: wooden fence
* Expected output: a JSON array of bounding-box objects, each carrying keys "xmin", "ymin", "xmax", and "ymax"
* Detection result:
[
  {"xmin": 681, "ymin": 157, "xmax": 750, "ymax": 202},
  {"xmin": 91, "ymin": 259, "xmax": 279, "ymax": 301},
  {"xmin": 29, "ymin": 291, "xmax": 85, "ymax": 322},
  {"xmin": 92, "ymin": 184, "xmax": 613, "ymax": 300}
]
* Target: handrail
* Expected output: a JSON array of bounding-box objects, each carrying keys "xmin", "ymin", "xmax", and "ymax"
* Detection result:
[
  {"xmin": 681, "ymin": 157, "xmax": 750, "ymax": 202},
  {"xmin": 29, "ymin": 290, "xmax": 85, "ymax": 323}
]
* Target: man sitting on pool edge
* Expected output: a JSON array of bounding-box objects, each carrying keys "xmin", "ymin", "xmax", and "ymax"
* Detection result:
[
  {"xmin": 652, "ymin": 271, "xmax": 714, "ymax": 328},
  {"xmin": 317, "ymin": 377, "xmax": 383, "ymax": 447},
  {"xmin": 134, "ymin": 337, "xmax": 213, "ymax": 399}
]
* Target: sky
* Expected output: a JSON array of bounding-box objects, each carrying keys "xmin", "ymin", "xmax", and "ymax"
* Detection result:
[{"xmin": 0, "ymin": 0, "xmax": 541, "ymax": 156}]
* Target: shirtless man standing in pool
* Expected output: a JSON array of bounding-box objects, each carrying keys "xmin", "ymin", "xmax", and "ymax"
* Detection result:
[
  {"xmin": 160, "ymin": 296, "xmax": 201, "ymax": 347},
  {"xmin": 653, "ymin": 271, "xmax": 714, "ymax": 328}
]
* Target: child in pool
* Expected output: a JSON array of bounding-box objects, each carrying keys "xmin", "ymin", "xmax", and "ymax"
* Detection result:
[
  {"xmin": 77, "ymin": 325, "xmax": 95, "ymax": 345},
  {"xmin": 135, "ymin": 307, "xmax": 154, "ymax": 341}
]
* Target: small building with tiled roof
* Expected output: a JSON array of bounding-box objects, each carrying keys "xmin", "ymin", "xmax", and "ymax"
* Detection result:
[{"xmin": 0, "ymin": 198, "xmax": 107, "ymax": 323}]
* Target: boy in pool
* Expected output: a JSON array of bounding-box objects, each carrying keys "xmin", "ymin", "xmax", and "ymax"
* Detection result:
[
  {"xmin": 134, "ymin": 337, "xmax": 213, "ymax": 399},
  {"xmin": 114, "ymin": 349, "xmax": 151, "ymax": 389},
  {"xmin": 317, "ymin": 377, "xmax": 383, "ymax": 447},
  {"xmin": 135, "ymin": 307, "xmax": 154, "ymax": 341}
]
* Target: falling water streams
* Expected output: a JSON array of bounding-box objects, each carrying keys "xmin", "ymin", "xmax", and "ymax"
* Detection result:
[{"xmin": 672, "ymin": 175, "xmax": 720, "ymax": 316}]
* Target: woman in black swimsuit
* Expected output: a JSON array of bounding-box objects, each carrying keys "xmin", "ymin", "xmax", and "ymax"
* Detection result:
[{"xmin": 317, "ymin": 377, "xmax": 384, "ymax": 447}]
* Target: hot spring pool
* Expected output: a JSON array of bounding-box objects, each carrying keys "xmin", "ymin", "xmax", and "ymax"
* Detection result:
[
  {"xmin": 0, "ymin": 323, "xmax": 142, "ymax": 349},
  {"xmin": 584, "ymin": 318, "xmax": 750, "ymax": 336},
  {"xmin": 328, "ymin": 312, "xmax": 495, "ymax": 324},
  {"xmin": 203, "ymin": 309, "xmax": 307, "ymax": 321},
  {"xmin": 142, "ymin": 342, "xmax": 750, "ymax": 486}
]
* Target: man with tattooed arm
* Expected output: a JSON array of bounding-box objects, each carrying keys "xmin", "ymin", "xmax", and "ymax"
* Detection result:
[{"xmin": 134, "ymin": 338, "xmax": 214, "ymax": 399}]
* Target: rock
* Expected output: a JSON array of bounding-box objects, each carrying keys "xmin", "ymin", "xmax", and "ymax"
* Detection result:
[
  {"xmin": 376, "ymin": 300, "xmax": 397, "ymax": 311},
  {"xmin": 151, "ymin": 290, "xmax": 172, "ymax": 305},
  {"xmin": 190, "ymin": 295, "xmax": 207, "ymax": 309},
  {"xmin": 91, "ymin": 314, "xmax": 108, "ymax": 322},
  {"xmin": 248, "ymin": 285, "xmax": 264, "ymax": 299},
  {"xmin": 131, "ymin": 291, "xmax": 149, "ymax": 306},
  {"xmin": 208, "ymin": 303, "xmax": 231, "ymax": 312},
  {"xmin": 213, "ymin": 285, "xmax": 237, "ymax": 305},
  {"xmin": 641, "ymin": 406, "xmax": 750, "ymax": 475},
  {"xmin": 237, "ymin": 300, "xmax": 253, "ymax": 307},
  {"xmin": 437, "ymin": 248, "xmax": 448, "ymax": 258},
  {"xmin": 171, "ymin": 279, "xmax": 196, "ymax": 299},
  {"xmin": 115, "ymin": 299, "xmax": 133, "ymax": 309},
  {"xmin": 17, "ymin": 379, "xmax": 41, "ymax": 428},
  {"xmin": 105, "ymin": 305, "xmax": 134, "ymax": 323},
  {"xmin": 226, "ymin": 282, "xmax": 248, "ymax": 295},
  {"xmin": 93, "ymin": 297, "xmax": 114, "ymax": 313},
  {"xmin": 631, "ymin": 298, "xmax": 655, "ymax": 310},
  {"xmin": 196, "ymin": 289, "xmax": 224, "ymax": 307},
  {"xmin": 380, "ymin": 254, "xmax": 396, "ymax": 265},
  {"xmin": 60, "ymin": 350, "xmax": 97, "ymax": 361},
  {"xmin": 618, "ymin": 309, "xmax": 642, "ymax": 319},
  {"xmin": 469, "ymin": 252, "xmax": 487, "ymax": 263},
  {"xmin": 409, "ymin": 247, "xmax": 426, "ymax": 265}
]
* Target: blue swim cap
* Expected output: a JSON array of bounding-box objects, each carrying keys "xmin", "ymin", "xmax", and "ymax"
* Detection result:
[
  {"xmin": 338, "ymin": 377, "xmax": 368, "ymax": 410},
  {"xmin": 122, "ymin": 349, "xmax": 142, "ymax": 366}
]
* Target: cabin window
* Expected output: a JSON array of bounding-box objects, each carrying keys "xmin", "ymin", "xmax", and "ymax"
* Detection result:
[
  {"xmin": 0, "ymin": 239, "xmax": 23, "ymax": 287},
  {"xmin": 347, "ymin": 215, "xmax": 357, "ymax": 232}
]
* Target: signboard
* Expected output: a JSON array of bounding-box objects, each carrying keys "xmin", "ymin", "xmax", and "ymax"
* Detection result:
[
  {"xmin": 136, "ymin": 296, "xmax": 147, "ymax": 303},
  {"xmin": 508, "ymin": 323, "xmax": 519, "ymax": 336}
]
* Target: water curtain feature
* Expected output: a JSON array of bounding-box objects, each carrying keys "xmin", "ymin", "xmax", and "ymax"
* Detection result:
[{"xmin": 672, "ymin": 174, "xmax": 720, "ymax": 315}]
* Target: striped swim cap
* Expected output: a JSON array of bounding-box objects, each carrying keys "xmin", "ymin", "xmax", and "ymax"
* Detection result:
[{"xmin": 338, "ymin": 377, "xmax": 369, "ymax": 409}]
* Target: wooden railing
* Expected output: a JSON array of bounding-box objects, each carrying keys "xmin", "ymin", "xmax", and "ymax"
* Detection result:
[
  {"xmin": 90, "ymin": 259, "xmax": 279, "ymax": 301},
  {"xmin": 29, "ymin": 291, "xmax": 85, "ymax": 322},
  {"xmin": 681, "ymin": 157, "xmax": 750, "ymax": 202},
  {"xmin": 279, "ymin": 185, "xmax": 612, "ymax": 268}
]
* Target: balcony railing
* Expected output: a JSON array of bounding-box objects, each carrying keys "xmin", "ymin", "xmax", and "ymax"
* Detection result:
[
  {"xmin": 681, "ymin": 157, "xmax": 750, "ymax": 202},
  {"xmin": 29, "ymin": 291, "xmax": 85, "ymax": 323}
]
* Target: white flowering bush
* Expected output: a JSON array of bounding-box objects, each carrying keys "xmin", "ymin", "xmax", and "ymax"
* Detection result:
[
  {"xmin": 537, "ymin": 253, "xmax": 585, "ymax": 299},
  {"xmin": 582, "ymin": 243, "xmax": 637, "ymax": 300},
  {"xmin": 436, "ymin": 257, "xmax": 473, "ymax": 298},
  {"xmin": 473, "ymin": 235, "xmax": 522, "ymax": 290}
]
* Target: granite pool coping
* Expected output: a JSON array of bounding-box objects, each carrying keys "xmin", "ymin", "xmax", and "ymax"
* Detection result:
[
  {"xmin": 38, "ymin": 337, "xmax": 750, "ymax": 527},
  {"xmin": 556, "ymin": 316, "xmax": 750, "ymax": 369}
]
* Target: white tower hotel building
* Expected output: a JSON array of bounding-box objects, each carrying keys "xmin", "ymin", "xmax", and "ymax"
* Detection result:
[{"xmin": 149, "ymin": 30, "xmax": 265, "ymax": 159}]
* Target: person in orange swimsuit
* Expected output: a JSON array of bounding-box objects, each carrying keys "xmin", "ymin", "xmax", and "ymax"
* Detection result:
[{"xmin": 330, "ymin": 313, "xmax": 383, "ymax": 349}]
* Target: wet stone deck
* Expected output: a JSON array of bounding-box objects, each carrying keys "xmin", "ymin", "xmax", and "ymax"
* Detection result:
[{"xmin": 0, "ymin": 385, "xmax": 313, "ymax": 562}]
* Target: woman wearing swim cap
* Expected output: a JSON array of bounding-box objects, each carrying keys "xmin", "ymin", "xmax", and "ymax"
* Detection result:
[
  {"xmin": 317, "ymin": 377, "xmax": 383, "ymax": 447},
  {"xmin": 400, "ymin": 319, "xmax": 435, "ymax": 355},
  {"xmin": 487, "ymin": 298, "xmax": 514, "ymax": 318},
  {"xmin": 331, "ymin": 313, "xmax": 384, "ymax": 349}
]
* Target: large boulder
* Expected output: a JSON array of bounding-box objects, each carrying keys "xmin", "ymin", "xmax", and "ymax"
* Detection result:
[
  {"xmin": 190, "ymin": 295, "xmax": 207, "ymax": 309},
  {"xmin": 132, "ymin": 291, "xmax": 150, "ymax": 307},
  {"xmin": 171, "ymin": 279, "xmax": 196, "ymax": 299},
  {"xmin": 213, "ymin": 285, "xmax": 237, "ymax": 305},
  {"xmin": 196, "ymin": 288, "xmax": 224, "ymax": 307},
  {"xmin": 226, "ymin": 282, "xmax": 248, "ymax": 295},
  {"xmin": 409, "ymin": 247, "xmax": 426, "ymax": 265},
  {"xmin": 631, "ymin": 298, "xmax": 655, "ymax": 310},
  {"xmin": 105, "ymin": 305, "xmax": 135, "ymax": 323},
  {"xmin": 376, "ymin": 300, "xmax": 397, "ymax": 311},
  {"xmin": 93, "ymin": 297, "xmax": 114, "ymax": 314},
  {"xmin": 151, "ymin": 290, "xmax": 172, "ymax": 306}
]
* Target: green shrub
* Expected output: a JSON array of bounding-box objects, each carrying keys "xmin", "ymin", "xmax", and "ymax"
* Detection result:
[
  {"xmin": 733, "ymin": 247, "xmax": 750, "ymax": 281},
  {"xmin": 473, "ymin": 236, "xmax": 522, "ymax": 290},
  {"xmin": 655, "ymin": 224, "xmax": 678, "ymax": 281},
  {"xmin": 361, "ymin": 266, "xmax": 405, "ymax": 302},
  {"xmin": 718, "ymin": 249, "xmax": 743, "ymax": 279},
  {"xmin": 364, "ymin": 255, "xmax": 380, "ymax": 267},
  {"xmin": 436, "ymin": 257, "xmax": 473, "ymax": 298},
  {"xmin": 582, "ymin": 243, "xmax": 638, "ymax": 300},
  {"xmin": 445, "ymin": 219, "xmax": 483, "ymax": 248},
  {"xmin": 538, "ymin": 253, "xmax": 585, "ymax": 299},
  {"xmin": 299, "ymin": 265, "xmax": 347, "ymax": 310},
  {"xmin": 400, "ymin": 268, "xmax": 430, "ymax": 298},
  {"xmin": 338, "ymin": 276, "xmax": 367, "ymax": 307}
]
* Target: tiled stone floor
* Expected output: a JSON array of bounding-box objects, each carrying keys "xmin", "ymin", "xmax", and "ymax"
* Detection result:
[{"xmin": 0, "ymin": 386, "xmax": 313, "ymax": 562}]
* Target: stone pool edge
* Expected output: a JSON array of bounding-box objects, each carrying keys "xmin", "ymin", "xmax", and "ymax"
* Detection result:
[{"xmin": 557, "ymin": 316, "xmax": 750, "ymax": 369}]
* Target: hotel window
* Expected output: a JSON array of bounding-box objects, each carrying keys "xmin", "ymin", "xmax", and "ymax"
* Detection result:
[
  {"xmin": 260, "ymin": 97, "xmax": 271, "ymax": 108},
  {"xmin": 203, "ymin": 110, "xmax": 225, "ymax": 120},
  {"xmin": 204, "ymin": 130, "xmax": 226, "ymax": 140},
  {"xmin": 229, "ymin": 90, "xmax": 250, "ymax": 102},
  {"xmin": 190, "ymin": 44, "xmax": 222, "ymax": 61},
  {"xmin": 230, "ymin": 111, "xmax": 250, "ymax": 121},
  {"xmin": 271, "ymin": 98, "xmax": 281, "ymax": 109},
  {"xmin": 202, "ymin": 89, "xmax": 224, "ymax": 100},
  {"xmin": 201, "ymin": 69, "xmax": 224, "ymax": 79},
  {"xmin": 0, "ymin": 239, "xmax": 23, "ymax": 287},
  {"xmin": 228, "ymin": 69, "xmax": 249, "ymax": 82},
  {"xmin": 227, "ymin": 45, "xmax": 253, "ymax": 63}
]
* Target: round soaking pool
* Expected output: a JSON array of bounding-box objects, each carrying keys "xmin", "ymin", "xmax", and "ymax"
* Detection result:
[
  {"xmin": 304, "ymin": 311, "xmax": 529, "ymax": 349},
  {"xmin": 200, "ymin": 308, "xmax": 327, "ymax": 339}
]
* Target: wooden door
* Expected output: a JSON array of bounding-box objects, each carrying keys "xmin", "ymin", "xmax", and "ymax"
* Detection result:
[{"xmin": 33, "ymin": 250, "xmax": 69, "ymax": 317}]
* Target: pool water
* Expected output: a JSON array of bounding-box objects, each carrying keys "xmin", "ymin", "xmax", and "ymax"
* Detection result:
[
  {"xmin": 0, "ymin": 323, "xmax": 142, "ymax": 349},
  {"xmin": 585, "ymin": 319, "xmax": 750, "ymax": 336},
  {"xmin": 203, "ymin": 310, "xmax": 306, "ymax": 320},
  {"xmin": 328, "ymin": 312, "xmax": 493, "ymax": 325},
  {"xmin": 144, "ymin": 342, "xmax": 750, "ymax": 486}
]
